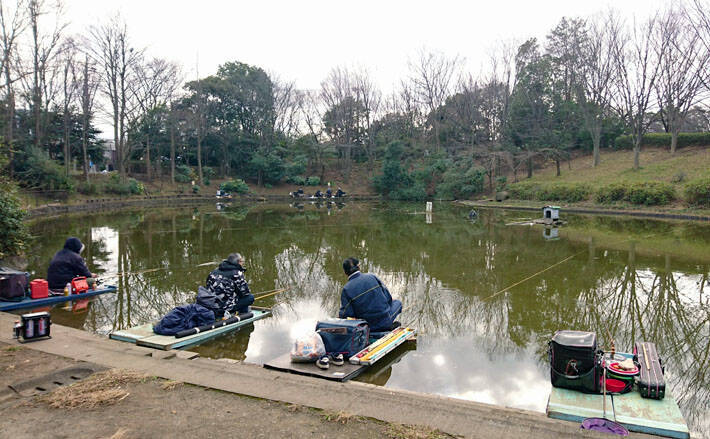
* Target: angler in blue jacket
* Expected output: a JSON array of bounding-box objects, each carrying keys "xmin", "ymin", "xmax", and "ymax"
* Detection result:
[{"xmin": 339, "ymin": 257, "xmax": 402, "ymax": 332}]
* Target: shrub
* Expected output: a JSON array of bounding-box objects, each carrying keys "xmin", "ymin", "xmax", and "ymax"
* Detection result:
[
  {"xmin": 192, "ymin": 185, "xmax": 200, "ymax": 194},
  {"xmin": 15, "ymin": 147, "xmax": 75, "ymax": 192},
  {"xmin": 289, "ymin": 176, "xmax": 306, "ymax": 186},
  {"xmin": 77, "ymin": 182, "xmax": 99, "ymax": 195},
  {"xmin": 175, "ymin": 164, "xmax": 193, "ymax": 183},
  {"xmin": 671, "ymin": 172, "xmax": 686, "ymax": 183},
  {"xmin": 436, "ymin": 167, "xmax": 485, "ymax": 199},
  {"xmin": 306, "ymin": 176, "xmax": 321, "ymax": 186},
  {"xmin": 614, "ymin": 132, "xmax": 710, "ymax": 150},
  {"xmin": 128, "ymin": 178, "xmax": 144, "ymax": 195},
  {"xmin": 0, "ymin": 183, "xmax": 30, "ymax": 258},
  {"xmin": 220, "ymin": 179, "xmax": 249, "ymax": 194},
  {"xmin": 508, "ymin": 182, "xmax": 592, "ymax": 203},
  {"xmin": 596, "ymin": 182, "xmax": 675, "ymax": 205},
  {"xmin": 495, "ymin": 176, "xmax": 508, "ymax": 192},
  {"xmin": 390, "ymin": 183, "xmax": 427, "ymax": 201},
  {"xmin": 684, "ymin": 177, "xmax": 710, "ymax": 207}
]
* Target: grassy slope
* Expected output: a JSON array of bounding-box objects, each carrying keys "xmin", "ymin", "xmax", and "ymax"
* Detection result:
[
  {"xmin": 491, "ymin": 146, "xmax": 710, "ymax": 215},
  {"xmin": 525, "ymin": 146, "xmax": 710, "ymax": 186}
]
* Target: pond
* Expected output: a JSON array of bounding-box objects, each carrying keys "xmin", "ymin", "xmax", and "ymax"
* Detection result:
[{"xmin": 26, "ymin": 202, "xmax": 710, "ymax": 436}]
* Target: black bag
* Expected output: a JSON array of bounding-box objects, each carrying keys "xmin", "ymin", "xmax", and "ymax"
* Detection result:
[
  {"xmin": 634, "ymin": 341, "xmax": 665, "ymax": 399},
  {"xmin": 549, "ymin": 330, "xmax": 600, "ymax": 393},
  {"xmin": 315, "ymin": 318, "xmax": 369, "ymax": 359},
  {"xmin": 0, "ymin": 268, "xmax": 29, "ymax": 301}
]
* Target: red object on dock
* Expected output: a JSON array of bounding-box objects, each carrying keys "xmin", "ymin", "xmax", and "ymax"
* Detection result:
[{"xmin": 29, "ymin": 279, "xmax": 48, "ymax": 299}]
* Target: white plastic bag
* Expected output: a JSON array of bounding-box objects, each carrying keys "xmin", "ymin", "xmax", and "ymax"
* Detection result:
[{"xmin": 290, "ymin": 331, "xmax": 326, "ymax": 363}]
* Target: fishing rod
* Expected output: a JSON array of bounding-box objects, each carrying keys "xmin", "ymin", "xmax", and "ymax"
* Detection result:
[{"xmin": 100, "ymin": 260, "xmax": 220, "ymax": 279}]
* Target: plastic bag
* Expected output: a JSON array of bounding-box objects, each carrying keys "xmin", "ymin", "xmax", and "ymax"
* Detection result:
[{"xmin": 290, "ymin": 331, "xmax": 326, "ymax": 363}]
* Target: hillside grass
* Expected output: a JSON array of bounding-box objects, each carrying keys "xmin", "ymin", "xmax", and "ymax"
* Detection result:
[{"xmin": 526, "ymin": 146, "xmax": 709, "ymax": 186}]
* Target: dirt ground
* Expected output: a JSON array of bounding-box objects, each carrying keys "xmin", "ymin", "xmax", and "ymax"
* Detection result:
[{"xmin": 0, "ymin": 344, "xmax": 455, "ymax": 439}]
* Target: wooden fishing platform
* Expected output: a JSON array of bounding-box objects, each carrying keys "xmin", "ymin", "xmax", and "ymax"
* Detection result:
[
  {"xmin": 0, "ymin": 286, "xmax": 117, "ymax": 312},
  {"xmin": 547, "ymin": 386, "xmax": 689, "ymax": 438},
  {"xmin": 263, "ymin": 327, "xmax": 416, "ymax": 383},
  {"xmin": 109, "ymin": 306, "xmax": 271, "ymax": 350}
]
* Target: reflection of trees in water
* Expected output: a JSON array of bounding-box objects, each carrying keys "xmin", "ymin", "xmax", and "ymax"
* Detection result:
[{"xmin": 28, "ymin": 203, "xmax": 710, "ymax": 435}]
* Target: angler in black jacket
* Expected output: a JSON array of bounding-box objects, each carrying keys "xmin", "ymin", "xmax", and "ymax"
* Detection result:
[
  {"xmin": 47, "ymin": 237, "xmax": 95, "ymax": 293},
  {"xmin": 205, "ymin": 253, "xmax": 254, "ymax": 318}
]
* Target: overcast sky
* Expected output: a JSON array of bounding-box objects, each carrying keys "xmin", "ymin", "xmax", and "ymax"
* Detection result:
[
  {"xmin": 62, "ymin": 0, "xmax": 669, "ymax": 134},
  {"xmin": 64, "ymin": 0, "xmax": 672, "ymax": 87}
]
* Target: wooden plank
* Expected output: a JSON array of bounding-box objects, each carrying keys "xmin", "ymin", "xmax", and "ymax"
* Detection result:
[
  {"xmin": 109, "ymin": 323, "xmax": 155, "ymax": 343},
  {"xmin": 0, "ymin": 286, "xmax": 117, "ymax": 312},
  {"xmin": 135, "ymin": 309, "xmax": 271, "ymax": 350},
  {"xmin": 613, "ymin": 391, "xmax": 689, "ymax": 439},
  {"xmin": 547, "ymin": 387, "xmax": 614, "ymax": 424},
  {"xmin": 264, "ymin": 353, "xmax": 366, "ymax": 382}
]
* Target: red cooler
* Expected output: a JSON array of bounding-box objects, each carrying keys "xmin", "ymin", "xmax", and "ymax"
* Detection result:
[{"xmin": 30, "ymin": 279, "xmax": 49, "ymax": 299}]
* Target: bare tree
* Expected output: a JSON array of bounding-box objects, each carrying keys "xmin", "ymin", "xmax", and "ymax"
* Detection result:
[
  {"xmin": 576, "ymin": 13, "xmax": 618, "ymax": 167},
  {"xmin": 59, "ymin": 37, "xmax": 77, "ymax": 175},
  {"xmin": 77, "ymin": 53, "xmax": 99, "ymax": 182},
  {"xmin": 320, "ymin": 66, "xmax": 360, "ymax": 181},
  {"xmin": 0, "ymin": 0, "xmax": 28, "ymax": 173},
  {"xmin": 352, "ymin": 67, "xmax": 381, "ymax": 166},
  {"xmin": 655, "ymin": 4, "xmax": 710, "ymax": 153},
  {"xmin": 611, "ymin": 14, "xmax": 664, "ymax": 170},
  {"xmin": 271, "ymin": 74, "xmax": 301, "ymax": 139},
  {"xmin": 27, "ymin": 0, "xmax": 66, "ymax": 148},
  {"xmin": 90, "ymin": 15, "xmax": 142, "ymax": 179},
  {"xmin": 132, "ymin": 57, "xmax": 181, "ymax": 181},
  {"xmin": 408, "ymin": 48, "xmax": 462, "ymax": 152}
]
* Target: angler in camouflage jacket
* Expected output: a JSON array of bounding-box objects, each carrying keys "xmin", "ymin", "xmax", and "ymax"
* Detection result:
[{"xmin": 205, "ymin": 253, "xmax": 254, "ymax": 318}]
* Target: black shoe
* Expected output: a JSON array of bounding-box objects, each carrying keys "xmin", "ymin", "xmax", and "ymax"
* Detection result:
[
  {"xmin": 316, "ymin": 356, "xmax": 330, "ymax": 370},
  {"xmin": 330, "ymin": 354, "xmax": 344, "ymax": 366},
  {"xmin": 391, "ymin": 321, "xmax": 401, "ymax": 329}
]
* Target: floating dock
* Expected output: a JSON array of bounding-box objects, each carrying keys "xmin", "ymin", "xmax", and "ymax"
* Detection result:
[
  {"xmin": 264, "ymin": 327, "xmax": 416, "ymax": 382},
  {"xmin": 0, "ymin": 286, "xmax": 117, "ymax": 312},
  {"xmin": 109, "ymin": 307, "xmax": 271, "ymax": 350},
  {"xmin": 547, "ymin": 386, "xmax": 689, "ymax": 438}
]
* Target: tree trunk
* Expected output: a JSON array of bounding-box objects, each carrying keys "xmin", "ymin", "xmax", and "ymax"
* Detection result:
[
  {"xmin": 526, "ymin": 156, "xmax": 533, "ymax": 179},
  {"xmin": 145, "ymin": 135, "xmax": 151, "ymax": 182},
  {"xmin": 6, "ymin": 89, "xmax": 15, "ymax": 177},
  {"xmin": 633, "ymin": 137, "xmax": 641, "ymax": 170},
  {"xmin": 592, "ymin": 127, "xmax": 601, "ymax": 167},
  {"xmin": 64, "ymin": 111, "xmax": 71, "ymax": 176},
  {"xmin": 670, "ymin": 130, "xmax": 678, "ymax": 154},
  {"xmin": 82, "ymin": 117, "xmax": 89, "ymax": 183},
  {"xmin": 197, "ymin": 135, "xmax": 203, "ymax": 184},
  {"xmin": 170, "ymin": 116, "xmax": 175, "ymax": 185},
  {"xmin": 555, "ymin": 159, "xmax": 561, "ymax": 177}
]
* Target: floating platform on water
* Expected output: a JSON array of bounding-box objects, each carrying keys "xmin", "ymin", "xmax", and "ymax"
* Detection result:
[
  {"xmin": 0, "ymin": 286, "xmax": 117, "ymax": 312},
  {"xmin": 263, "ymin": 327, "xmax": 416, "ymax": 382},
  {"xmin": 547, "ymin": 386, "xmax": 689, "ymax": 438},
  {"xmin": 109, "ymin": 306, "xmax": 271, "ymax": 350}
]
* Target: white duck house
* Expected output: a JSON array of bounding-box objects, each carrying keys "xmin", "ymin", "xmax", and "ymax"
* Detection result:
[{"xmin": 542, "ymin": 206, "xmax": 560, "ymax": 221}]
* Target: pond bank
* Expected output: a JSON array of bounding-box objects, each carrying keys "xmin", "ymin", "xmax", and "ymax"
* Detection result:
[
  {"xmin": 27, "ymin": 193, "xmax": 381, "ymax": 219},
  {"xmin": 0, "ymin": 312, "xmax": 638, "ymax": 439},
  {"xmin": 458, "ymin": 200, "xmax": 710, "ymax": 222}
]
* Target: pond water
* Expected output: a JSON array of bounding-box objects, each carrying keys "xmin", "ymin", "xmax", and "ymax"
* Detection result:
[{"xmin": 26, "ymin": 202, "xmax": 710, "ymax": 435}]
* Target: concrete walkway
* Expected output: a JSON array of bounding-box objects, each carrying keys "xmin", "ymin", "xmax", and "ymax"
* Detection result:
[{"xmin": 0, "ymin": 312, "xmax": 653, "ymax": 439}]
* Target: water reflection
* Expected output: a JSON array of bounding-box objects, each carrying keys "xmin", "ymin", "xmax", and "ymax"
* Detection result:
[{"xmin": 26, "ymin": 203, "xmax": 710, "ymax": 436}]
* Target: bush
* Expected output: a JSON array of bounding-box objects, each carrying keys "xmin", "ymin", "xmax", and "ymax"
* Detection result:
[
  {"xmin": 128, "ymin": 178, "xmax": 144, "ymax": 195},
  {"xmin": 289, "ymin": 175, "xmax": 306, "ymax": 186},
  {"xmin": 175, "ymin": 164, "xmax": 193, "ymax": 183},
  {"xmin": 436, "ymin": 167, "xmax": 486, "ymax": 199},
  {"xmin": 220, "ymin": 179, "xmax": 249, "ymax": 194},
  {"xmin": 0, "ymin": 183, "xmax": 30, "ymax": 259},
  {"xmin": 192, "ymin": 185, "xmax": 200, "ymax": 194},
  {"xmin": 15, "ymin": 147, "xmax": 75, "ymax": 192},
  {"xmin": 390, "ymin": 183, "xmax": 427, "ymax": 201},
  {"xmin": 508, "ymin": 182, "xmax": 592, "ymax": 203},
  {"xmin": 615, "ymin": 132, "xmax": 710, "ymax": 150},
  {"xmin": 306, "ymin": 176, "xmax": 320, "ymax": 186},
  {"xmin": 596, "ymin": 182, "xmax": 676, "ymax": 205},
  {"xmin": 77, "ymin": 182, "xmax": 99, "ymax": 195},
  {"xmin": 684, "ymin": 177, "xmax": 710, "ymax": 207}
]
